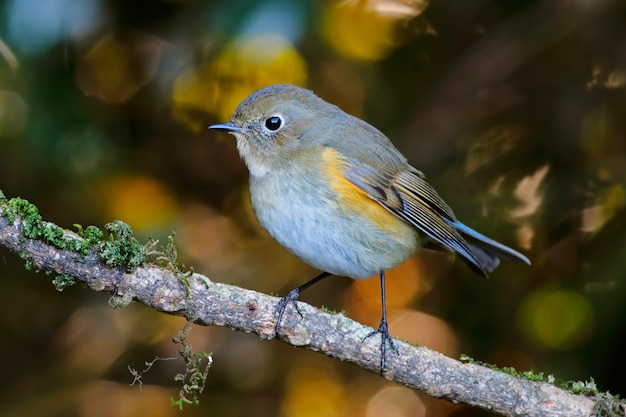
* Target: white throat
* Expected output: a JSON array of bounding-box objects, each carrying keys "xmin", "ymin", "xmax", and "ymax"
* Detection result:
[{"xmin": 236, "ymin": 136, "xmax": 270, "ymax": 177}]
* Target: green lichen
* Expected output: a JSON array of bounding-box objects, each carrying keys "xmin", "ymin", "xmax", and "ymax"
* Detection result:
[
  {"xmin": 73, "ymin": 224, "xmax": 104, "ymax": 256},
  {"xmin": 459, "ymin": 354, "xmax": 615, "ymax": 401},
  {"xmin": 461, "ymin": 354, "xmax": 563, "ymax": 385},
  {"xmin": 319, "ymin": 306, "xmax": 347, "ymax": 316},
  {"xmin": 19, "ymin": 251, "xmax": 34, "ymax": 271},
  {"xmin": 143, "ymin": 232, "xmax": 196, "ymax": 296},
  {"xmin": 52, "ymin": 274, "xmax": 76, "ymax": 291},
  {"xmin": 3, "ymin": 198, "xmax": 82, "ymax": 253},
  {"xmin": 2, "ymin": 207, "xmax": 16, "ymax": 224},
  {"xmin": 177, "ymin": 270, "xmax": 194, "ymax": 297},
  {"xmin": 397, "ymin": 337, "xmax": 419, "ymax": 347},
  {"xmin": 1, "ymin": 196, "xmax": 174, "ymax": 276},
  {"xmin": 567, "ymin": 378, "xmax": 599, "ymax": 396},
  {"xmin": 97, "ymin": 221, "xmax": 145, "ymax": 273},
  {"xmin": 592, "ymin": 392, "xmax": 625, "ymax": 417},
  {"xmin": 109, "ymin": 292, "xmax": 135, "ymax": 308},
  {"xmin": 1, "ymin": 197, "xmax": 105, "ymax": 271},
  {"xmin": 5, "ymin": 198, "xmax": 42, "ymax": 237},
  {"xmin": 320, "ymin": 305, "xmax": 336, "ymax": 314},
  {"xmin": 145, "ymin": 233, "xmax": 178, "ymax": 268},
  {"xmin": 1, "ymin": 198, "xmax": 23, "ymax": 225},
  {"xmin": 129, "ymin": 322, "xmax": 212, "ymax": 409}
]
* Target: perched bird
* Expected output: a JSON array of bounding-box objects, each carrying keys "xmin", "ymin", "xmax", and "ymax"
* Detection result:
[{"xmin": 209, "ymin": 84, "xmax": 530, "ymax": 373}]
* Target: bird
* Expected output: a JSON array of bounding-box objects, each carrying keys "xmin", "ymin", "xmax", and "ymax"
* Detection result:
[{"xmin": 209, "ymin": 84, "xmax": 530, "ymax": 373}]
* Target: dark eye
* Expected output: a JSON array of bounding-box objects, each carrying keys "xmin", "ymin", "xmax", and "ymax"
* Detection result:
[{"xmin": 265, "ymin": 116, "xmax": 282, "ymax": 131}]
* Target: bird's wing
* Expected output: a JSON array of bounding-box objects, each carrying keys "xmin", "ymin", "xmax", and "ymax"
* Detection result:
[{"xmin": 343, "ymin": 159, "xmax": 488, "ymax": 276}]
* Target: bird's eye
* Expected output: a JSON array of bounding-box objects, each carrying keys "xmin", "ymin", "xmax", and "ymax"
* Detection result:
[{"xmin": 265, "ymin": 116, "xmax": 282, "ymax": 131}]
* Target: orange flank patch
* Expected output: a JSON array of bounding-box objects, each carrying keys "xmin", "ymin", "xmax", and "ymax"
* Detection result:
[{"xmin": 320, "ymin": 147, "xmax": 409, "ymax": 235}]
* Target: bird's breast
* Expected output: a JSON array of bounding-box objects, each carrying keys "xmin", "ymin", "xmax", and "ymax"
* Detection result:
[{"xmin": 248, "ymin": 148, "xmax": 418, "ymax": 278}]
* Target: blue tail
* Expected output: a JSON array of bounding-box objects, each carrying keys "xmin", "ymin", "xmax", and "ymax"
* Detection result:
[{"xmin": 448, "ymin": 220, "xmax": 530, "ymax": 275}]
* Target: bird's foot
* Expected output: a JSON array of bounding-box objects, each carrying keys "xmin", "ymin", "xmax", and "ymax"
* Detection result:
[
  {"xmin": 274, "ymin": 288, "xmax": 303, "ymax": 335},
  {"xmin": 363, "ymin": 318, "xmax": 398, "ymax": 375}
]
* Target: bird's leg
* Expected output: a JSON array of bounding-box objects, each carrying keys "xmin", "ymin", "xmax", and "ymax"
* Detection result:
[
  {"xmin": 274, "ymin": 271, "xmax": 332, "ymax": 335},
  {"xmin": 363, "ymin": 271, "xmax": 398, "ymax": 375}
]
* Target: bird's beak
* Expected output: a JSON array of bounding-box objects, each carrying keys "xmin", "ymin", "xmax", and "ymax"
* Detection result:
[{"xmin": 209, "ymin": 122, "xmax": 242, "ymax": 133}]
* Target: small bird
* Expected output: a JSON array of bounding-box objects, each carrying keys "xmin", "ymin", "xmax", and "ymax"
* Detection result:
[{"xmin": 209, "ymin": 84, "xmax": 530, "ymax": 373}]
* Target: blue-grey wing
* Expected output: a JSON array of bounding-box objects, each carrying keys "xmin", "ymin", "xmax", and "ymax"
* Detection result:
[{"xmin": 345, "ymin": 159, "xmax": 530, "ymax": 275}]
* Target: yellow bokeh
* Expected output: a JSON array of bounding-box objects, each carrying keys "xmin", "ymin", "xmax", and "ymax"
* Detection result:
[
  {"xmin": 349, "ymin": 256, "xmax": 422, "ymax": 314},
  {"xmin": 390, "ymin": 310, "xmax": 458, "ymax": 356},
  {"xmin": 76, "ymin": 31, "xmax": 163, "ymax": 104},
  {"xmin": 343, "ymin": 257, "xmax": 423, "ymax": 327},
  {"xmin": 366, "ymin": 386, "xmax": 425, "ymax": 417},
  {"xmin": 322, "ymin": 2, "xmax": 400, "ymax": 61},
  {"xmin": 518, "ymin": 287, "xmax": 593, "ymax": 350},
  {"xmin": 78, "ymin": 381, "xmax": 174, "ymax": 417},
  {"xmin": 281, "ymin": 363, "xmax": 346, "ymax": 417},
  {"xmin": 99, "ymin": 175, "xmax": 178, "ymax": 233},
  {"xmin": 172, "ymin": 33, "xmax": 307, "ymax": 131}
]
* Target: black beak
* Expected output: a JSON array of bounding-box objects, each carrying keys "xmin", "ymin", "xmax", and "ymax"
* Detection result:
[{"xmin": 209, "ymin": 122, "xmax": 242, "ymax": 133}]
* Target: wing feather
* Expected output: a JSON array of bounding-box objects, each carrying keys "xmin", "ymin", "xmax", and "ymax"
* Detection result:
[
  {"xmin": 344, "ymin": 159, "xmax": 487, "ymax": 275},
  {"xmin": 394, "ymin": 169, "xmax": 457, "ymax": 222}
]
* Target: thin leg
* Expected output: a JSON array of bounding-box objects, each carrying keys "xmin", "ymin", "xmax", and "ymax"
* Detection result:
[
  {"xmin": 274, "ymin": 271, "xmax": 332, "ymax": 335},
  {"xmin": 363, "ymin": 271, "xmax": 398, "ymax": 375}
]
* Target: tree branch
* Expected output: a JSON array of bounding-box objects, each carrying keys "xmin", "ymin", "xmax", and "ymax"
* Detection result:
[{"xmin": 0, "ymin": 199, "xmax": 611, "ymax": 417}]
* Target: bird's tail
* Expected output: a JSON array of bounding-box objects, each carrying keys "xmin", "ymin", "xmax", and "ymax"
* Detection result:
[{"xmin": 451, "ymin": 220, "xmax": 530, "ymax": 275}]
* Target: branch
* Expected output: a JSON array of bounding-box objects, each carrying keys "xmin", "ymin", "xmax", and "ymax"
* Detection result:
[{"xmin": 0, "ymin": 197, "xmax": 614, "ymax": 417}]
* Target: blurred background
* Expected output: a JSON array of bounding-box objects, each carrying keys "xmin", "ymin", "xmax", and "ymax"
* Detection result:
[{"xmin": 0, "ymin": 0, "xmax": 625, "ymax": 416}]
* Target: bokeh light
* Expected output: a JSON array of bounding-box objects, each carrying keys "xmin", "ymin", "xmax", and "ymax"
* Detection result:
[
  {"xmin": 518, "ymin": 287, "xmax": 593, "ymax": 350},
  {"xmin": 4, "ymin": 0, "xmax": 102, "ymax": 55},
  {"xmin": 391, "ymin": 310, "xmax": 458, "ymax": 355},
  {"xmin": 366, "ymin": 386, "xmax": 425, "ymax": 417},
  {"xmin": 281, "ymin": 362, "xmax": 346, "ymax": 417},
  {"xmin": 99, "ymin": 175, "xmax": 178, "ymax": 235},
  {"xmin": 77, "ymin": 31, "xmax": 164, "ymax": 104},
  {"xmin": 323, "ymin": 2, "xmax": 401, "ymax": 61},
  {"xmin": 0, "ymin": 90, "xmax": 27, "ymax": 136},
  {"xmin": 173, "ymin": 33, "xmax": 307, "ymax": 130}
]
